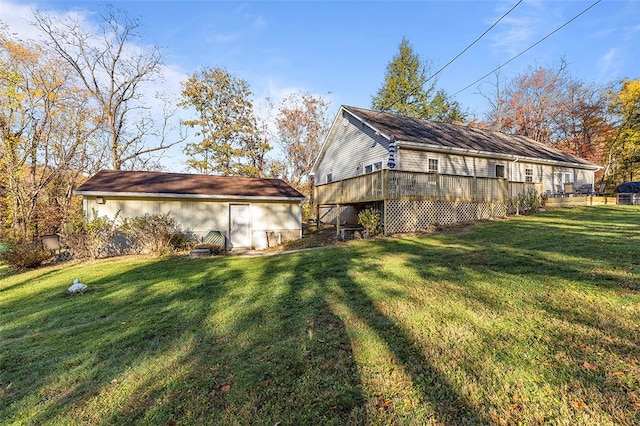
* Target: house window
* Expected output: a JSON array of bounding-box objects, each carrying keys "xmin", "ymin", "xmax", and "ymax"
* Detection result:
[
  {"xmin": 364, "ymin": 162, "xmax": 382, "ymax": 174},
  {"xmin": 495, "ymin": 164, "xmax": 505, "ymax": 178},
  {"xmin": 428, "ymin": 157, "xmax": 439, "ymax": 173},
  {"xmin": 557, "ymin": 171, "xmax": 573, "ymax": 183},
  {"xmin": 326, "ymin": 173, "xmax": 332, "ymax": 183},
  {"xmin": 525, "ymin": 168, "xmax": 533, "ymax": 183}
]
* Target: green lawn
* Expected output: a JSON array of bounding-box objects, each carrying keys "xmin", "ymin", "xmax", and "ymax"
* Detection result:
[{"xmin": 1, "ymin": 206, "xmax": 639, "ymax": 425}]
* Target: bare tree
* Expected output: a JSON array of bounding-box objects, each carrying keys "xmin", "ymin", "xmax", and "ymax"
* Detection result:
[
  {"xmin": 275, "ymin": 92, "xmax": 331, "ymax": 193},
  {"xmin": 34, "ymin": 5, "xmax": 181, "ymax": 170}
]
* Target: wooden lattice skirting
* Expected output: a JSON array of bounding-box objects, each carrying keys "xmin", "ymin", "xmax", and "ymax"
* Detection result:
[{"xmin": 385, "ymin": 200, "xmax": 508, "ymax": 234}]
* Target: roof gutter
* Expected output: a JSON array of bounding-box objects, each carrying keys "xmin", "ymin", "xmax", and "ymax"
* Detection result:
[
  {"xmin": 396, "ymin": 140, "xmax": 601, "ymax": 170},
  {"xmin": 73, "ymin": 190, "xmax": 307, "ymax": 202}
]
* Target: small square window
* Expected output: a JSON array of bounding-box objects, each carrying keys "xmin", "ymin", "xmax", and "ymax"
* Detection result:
[
  {"xmin": 327, "ymin": 173, "xmax": 332, "ymax": 183},
  {"xmin": 525, "ymin": 168, "xmax": 533, "ymax": 183},
  {"xmin": 495, "ymin": 164, "xmax": 505, "ymax": 178},
  {"xmin": 428, "ymin": 158, "xmax": 439, "ymax": 173},
  {"xmin": 374, "ymin": 161, "xmax": 382, "ymax": 170},
  {"xmin": 365, "ymin": 164, "xmax": 373, "ymax": 173}
]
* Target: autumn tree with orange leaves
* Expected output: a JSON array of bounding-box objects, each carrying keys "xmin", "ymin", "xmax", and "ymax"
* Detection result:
[
  {"xmin": 274, "ymin": 92, "xmax": 331, "ymax": 193},
  {"xmin": 600, "ymin": 79, "xmax": 640, "ymax": 189},
  {"xmin": 483, "ymin": 61, "xmax": 616, "ymax": 188}
]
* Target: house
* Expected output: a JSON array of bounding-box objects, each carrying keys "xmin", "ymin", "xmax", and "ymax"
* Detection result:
[
  {"xmin": 74, "ymin": 170, "xmax": 306, "ymax": 250},
  {"xmin": 312, "ymin": 105, "xmax": 600, "ymax": 234}
]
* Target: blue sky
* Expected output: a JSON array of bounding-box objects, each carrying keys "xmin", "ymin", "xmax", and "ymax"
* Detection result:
[{"xmin": 2, "ymin": 0, "xmax": 639, "ymax": 170}]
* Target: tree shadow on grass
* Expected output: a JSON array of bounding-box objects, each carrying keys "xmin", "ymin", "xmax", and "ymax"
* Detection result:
[
  {"xmin": 373, "ymin": 215, "xmax": 640, "ymax": 424},
  {"xmin": 0, "ymin": 256, "xmax": 248, "ymax": 424},
  {"xmin": 323, "ymin": 246, "xmax": 485, "ymax": 424},
  {"xmin": 3, "ymin": 206, "xmax": 638, "ymax": 424},
  {"xmin": 3, "ymin": 253, "xmax": 367, "ymax": 425}
]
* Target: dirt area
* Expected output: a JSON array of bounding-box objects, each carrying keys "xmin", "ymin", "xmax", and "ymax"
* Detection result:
[
  {"xmin": 263, "ymin": 223, "xmax": 341, "ymax": 253},
  {"xmin": 261, "ymin": 220, "xmax": 482, "ymax": 254}
]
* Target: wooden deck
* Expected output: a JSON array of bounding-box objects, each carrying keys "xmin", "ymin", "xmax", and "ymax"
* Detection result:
[{"xmin": 315, "ymin": 170, "xmax": 542, "ymax": 205}]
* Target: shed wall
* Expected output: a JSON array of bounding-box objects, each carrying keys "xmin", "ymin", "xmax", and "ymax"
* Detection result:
[{"xmin": 83, "ymin": 196, "xmax": 301, "ymax": 250}]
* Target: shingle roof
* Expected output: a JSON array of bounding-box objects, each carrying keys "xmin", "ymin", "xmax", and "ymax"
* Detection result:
[
  {"xmin": 75, "ymin": 170, "xmax": 306, "ymax": 200},
  {"xmin": 344, "ymin": 106, "xmax": 597, "ymax": 167}
]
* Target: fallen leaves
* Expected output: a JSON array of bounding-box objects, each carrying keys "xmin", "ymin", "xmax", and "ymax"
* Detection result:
[
  {"xmin": 375, "ymin": 397, "xmax": 392, "ymax": 411},
  {"xmin": 574, "ymin": 400, "xmax": 588, "ymax": 410}
]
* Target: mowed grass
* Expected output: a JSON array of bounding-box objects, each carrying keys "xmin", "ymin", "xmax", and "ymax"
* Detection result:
[{"xmin": 1, "ymin": 206, "xmax": 639, "ymax": 425}]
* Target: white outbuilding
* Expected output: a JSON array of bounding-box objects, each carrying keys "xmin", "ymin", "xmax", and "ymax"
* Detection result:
[{"xmin": 74, "ymin": 170, "xmax": 306, "ymax": 250}]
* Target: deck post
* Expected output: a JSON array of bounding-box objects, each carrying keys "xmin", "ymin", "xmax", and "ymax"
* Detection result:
[
  {"xmin": 382, "ymin": 170, "xmax": 388, "ymax": 236},
  {"xmin": 336, "ymin": 203, "xmax": 341, "ymax": 236}
]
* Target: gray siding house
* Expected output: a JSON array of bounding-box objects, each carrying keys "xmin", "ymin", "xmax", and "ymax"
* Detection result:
[
  {"xmin": 75, "ymin": 170, "xmax": 306, "ymax": 250},
  {"xmin": 312, "ymin": 106, "xmax": 600, "ymax": 234}
]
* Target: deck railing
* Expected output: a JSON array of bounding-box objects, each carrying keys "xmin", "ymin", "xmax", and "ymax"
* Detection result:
[{"xmin": 315, "ymin": 170, "xmax": 543, "ymax": 205}]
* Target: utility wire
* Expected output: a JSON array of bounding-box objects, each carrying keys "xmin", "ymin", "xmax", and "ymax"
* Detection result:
[
  {"xmin": 453, "ymin": 0, "xmax": 602, "ymax": 97},
  {"xmin": 380, "ymin": 0, "xmax": 522, "ymax": 114},
  {"xmin": 426, "ymin": 0, "xmax": 523, "ymax": 84}
]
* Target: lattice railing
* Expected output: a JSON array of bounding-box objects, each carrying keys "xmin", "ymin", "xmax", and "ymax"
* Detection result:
[{"xmin": 385, "ymin": 199, "xmax": 509, "ymax": 234}]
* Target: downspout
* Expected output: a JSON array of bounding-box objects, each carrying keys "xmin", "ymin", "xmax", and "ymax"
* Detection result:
[
  {"xmin": 510, "ymin": 158, "xmax": 519, "ymax": 198},
  {"xmin": 510, "ymin": 158, "xmax": 519, "ymax": 180}
]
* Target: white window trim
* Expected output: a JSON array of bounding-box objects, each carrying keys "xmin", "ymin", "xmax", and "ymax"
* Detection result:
[
  {"xmin": 557, "ymin": 171, "xmax": 573, "ymax": 183},
  {"xmin": 525, "ymin": 168, "xmax": 534, "ymax": 183},
  {"xmin": 427, "ymin": 156, "xmax": 440, "ymax": 173}
]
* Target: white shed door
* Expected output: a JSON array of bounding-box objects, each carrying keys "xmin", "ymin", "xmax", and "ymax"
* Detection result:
[{"xmin": 229, "ymin": 204, "xmax": 251, "ymax": 248}]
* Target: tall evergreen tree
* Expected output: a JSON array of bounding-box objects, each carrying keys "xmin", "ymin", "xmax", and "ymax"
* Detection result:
[{"xmin": 371, "ymin": 38, "xmax": 465, "ymax": 122}]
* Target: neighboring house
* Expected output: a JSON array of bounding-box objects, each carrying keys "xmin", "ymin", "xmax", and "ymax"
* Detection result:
[
  {"xmin": 74, "ymin": 170, "xmax": 306, "ymax": 250},
  {"xmin": 312, "ymin": 105, "xmax": 600, "ymax": 234}
]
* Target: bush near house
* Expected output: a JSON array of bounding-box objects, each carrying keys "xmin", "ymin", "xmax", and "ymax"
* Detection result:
[
  {"xmin": 121, "ymin": 213, "xmax": 185, "ymax": 256},
  {"xmin": 357, "ymin": 208, "xmax": 382, "ymax": 237}
]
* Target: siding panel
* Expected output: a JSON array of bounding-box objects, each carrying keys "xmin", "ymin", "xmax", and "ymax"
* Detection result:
[{"xmin": 315, "ymin": 113, "xmax": 389, "ymax": 184}]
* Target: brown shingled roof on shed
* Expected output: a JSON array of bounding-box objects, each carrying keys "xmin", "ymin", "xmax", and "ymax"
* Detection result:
[
  {"xmin": 344, "ymin": 106, "xmax": 597, "ymax": 167},
  {"xmin": 75, "ymin": 170, "xmax": 306, "ymax": 199}
]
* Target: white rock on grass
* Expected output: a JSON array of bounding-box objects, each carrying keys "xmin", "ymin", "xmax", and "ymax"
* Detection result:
[{"xmin": 67, "ymin": 278, "xmax": 88, "ymax": 294}]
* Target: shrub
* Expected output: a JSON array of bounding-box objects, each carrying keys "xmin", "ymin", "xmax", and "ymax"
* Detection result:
[
  {"xmin": 121, "ymin": 213, "xmax": 181, "ymax": 256},
  {"xmin": 358, "ymin": 208, "xmax": 382, "ymax": 237},
  {"xmin": 0, "ymin": 240, "xmax": 51, "ymax": 270},
  {"xmin": 169, "ymin": 231, "xmax": 195, "ymax": 252},
  {"xmin": 510, "ymin": 190, "xmax": 542, "ymax": 215},
  {"xmin": 62, "ymin": 210, "xmax": 123, "ymax": 259}
]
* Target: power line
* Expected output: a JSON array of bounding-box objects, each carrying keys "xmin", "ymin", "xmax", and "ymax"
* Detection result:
[
  {"xmin": 426, "ymin": 0, "xmax": 523, "ymax": 84},
  {"xmin": 380, "ymin": 0, "xmax": 523, "ymax": 114},
  {"xmin": 453, "ymin": 0, "xmax": 603, "ymax": 97}
]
